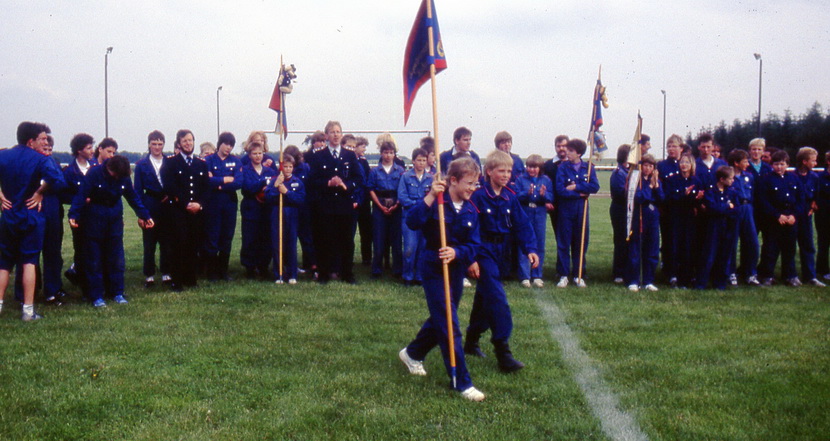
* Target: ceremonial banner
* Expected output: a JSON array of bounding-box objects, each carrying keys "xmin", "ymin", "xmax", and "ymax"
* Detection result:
[
  {"xmin": 403, "ymin": 0, "xmax": 447, "ymax": 125},
  {"xmin": 590, "ymin": 78, "xmax": 609, "ymax": 158},
  {"xmin": 269, "ymin": 63, "xmax": 290, "ymax": 138},
  {"xmin": 625, "ymin": 112, "xmax": 643, "ymax": 238}
]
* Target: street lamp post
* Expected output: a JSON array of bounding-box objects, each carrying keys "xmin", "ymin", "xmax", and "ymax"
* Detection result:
[
  {"xmin": 754, "ymin": 53, "xmax": 762, "ymax": 136},
  {"xmin": 661, "ymin": 89, "xmax": 666, "ymax": 159},
  {"xmin": 105, "ymin": 46, "xmax": 113, "ymax": 137},
  {"xmin": 216, "ymin": 86, "xmax": 223, "ymax": 139}
]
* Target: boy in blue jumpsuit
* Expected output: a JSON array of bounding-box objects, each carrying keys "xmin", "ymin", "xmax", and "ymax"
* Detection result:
[
  {"xmin": 0, "ymin": 122, "xmax": 66, "ymax": 321},
  {"xmin": 726, "ymin": 149, "xmax": 761, "ymax": 286},
  {"xmin": 399, "ymin": 157, "xmax": 486, "ymax": 401},
  {"xmin": 554, "ymin": 138, "xmax": 600, "ymax": 287},
  {"xmin": 793, "ymin": 147, "xmax": 825, "ymax": 286},
  {"xmin": 514, "ymin": 154, "xmax": 552, "ymax": 288},
  {"xmin": 464, "ymin": 150, "xmax": 539, "ymax": 372},
  {"xmin": 240, "ymin": 141, "xmax": 277, "ymax": 279},
  {"xmin": 609, "ymin": 145, "xmax": 631, "ymax": 284},
  {"xmin": 695, "ymin": 166, "xmax": 738, "ymax": 290},
  {"xmin": 266, "ymin": 155, "xmax": 305, "ymax": 284},
  {"xmin": 284, "ymin": 144, "xmax": 317, "ymax": 276},
  {"xmin": 627, "ymin": 155, "xmax": 664, "ymax": 292},
  {"xmin": 815, "ymin": 151, "xmax": 830, "ymax": 280},
  {"xmin": 354, "ymin": 137, "xmax": 373, "ymax": 267},
  {"xmin": 62, "ymin": 133, "xmax": 98, "ymax": 294},
  {"xmin": 398, "ymin": 148, "xmax": 433, "ymax": 286},
  {"xmin": 203, "ymin": 132, "xmax": 243, "ymax": 281},
  {"xmin": 657, "ymin": 135, "xmax": 682, "ymax": 282},
  {"xmin": 439, "ymin": 127, "xmax": 482, "ymax": 178},
  {"xmin": 133, "ymin": 130, "xmax": 171, "ymax": 287},
  {"xmin": 695, "ymin": 133, "xmax": 728, "ymax": 192},
  {"xmin": 757, "ymin": 150, "xmax": 802, "ymax": 286},
  {"xmin": 368, "ymin": 141, "xmax": 405, "ymax": 278},
  {"xmin": 69, "ymin": 155, "xmax": 153, "ymax": 307}
]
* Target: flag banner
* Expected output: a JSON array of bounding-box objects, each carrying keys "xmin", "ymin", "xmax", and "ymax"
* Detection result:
[
  {"xmin": 625, "ymin": 112, "xmax": 643, "ymax": 238},
  {"xmin": 591, "ymin": 79, "xmax": 609, "ymax": 158},
  {"xmin": 626, "ymin": 112, "xmax": 643, "ymax": 165},
  {"xmin": 403, "ymin": 0, "xmax": 447, "ymax": 125},
  {"xmin": 269, "ymin": 63, "xmax": 296, "ymax": 139}
]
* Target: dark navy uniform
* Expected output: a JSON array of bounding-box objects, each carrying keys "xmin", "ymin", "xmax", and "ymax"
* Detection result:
[
  {"xmin": 609, "ymin": 164, "xmax": 629, "ymax": 281},
  {"xmin": 240, "ymin": 163, "xmax": 277, "ymax": 277},
  {"xmin": 757, "ymin": 171, "xmax": 801, "ymax": 282},
  {"xmin": 355, "ymin": 155, "xmax": 373, "ymax": 266},
  {"xmin": 695, "ymin": 185, "xmax": 737, "ymax": 289},
  {"xmin": 657, "ymin": 158, "xmax": 680, "ymax": 275},
  {"xmin": 265, "ymin": 174, "xmax": 305, "ymax": 281},
  {"xmin": 133, "ymin": 154, "xmax": 171, "ymax": 280},
  {"xmin": 203, "ymin": 153, "xmax": 243, "ymax": 279},
  {"xmin": 514, "ymin": 173, "xmax": 553, "ymax": 281},
  {"xmin": 368, "ymin": 163, "xmax": 405, "ymax": 277},
  {"xmin": 554, "ymin": 161, "xmax": 600, "ymax": 279},
  {"xmin": 795, "ymin": 170, "xmax": 818, "ymax": 281},
  {"xmin": 695, "ymin": 157, "xmax": 728, "ymax": 192},
  {"xmin": 307, "ymin": 145, "xmax": 365, "ymax": 283},
  {"xmin": 728, "ymin": 171, "xmax": 759, "ymax": 280},
  {"xmin": 627, "ymin": 174, "xmax": 664, "ymax": 287},
  {"xmin": 439, "ymin": 148, "xmax": 482, "ymax": 179},
  {"xmin": 61, "ymin": 158, "xmax": 98, "ymax": 294},
  {"xmin": 69, "ymin": 160, "xmax": 151, "ymax": 302},
  {"xmin": 815, "ymin": 169, "xmax": 830, "ymax": 277},
  {"xmin": 664, "ymin": 173, "xmax": 701, "ymax": 287},
  {"xmin": 403, "ymin": 192, "xmax": 480, "ymax": 392},
  {"xmin": 294, "ymin": 161, "xmax": 317, "ymax": 272},
  {"xmin": 160, "ymin": 153, "xmax": 210, "ymax": 288}
]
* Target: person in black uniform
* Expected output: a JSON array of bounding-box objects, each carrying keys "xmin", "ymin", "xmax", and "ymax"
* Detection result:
[
  {"xmin": 307, "ymin": 121, "xmax": 365, "ymax": 284},
  {"xmin": 160, "ymin": 129, "xmax": 210, "ymax": 291}
]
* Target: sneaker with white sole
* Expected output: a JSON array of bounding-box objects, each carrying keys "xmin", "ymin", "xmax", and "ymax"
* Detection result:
[
  {"xmin": 628, "ymin": 284, "xmax": 639, "ymax": 292},
  {"xmin": 809, "ymin": 278, "xmax": 826, "ymax": 287},
  {"xmin": 823, "ymin": 273, "xmax": 830, "ymax": 281},
  {"xmin": 398, "ymin": 348, "xmax": 426, "ymax": 376},
  {"xmin": 556, "ymin": 276, "xmax": 569, "ymax": 288},
  {"xmin": 22, "ymin": 312, "xmax": 43, "ymax": 322},
  {"xmin": 460, "ymin": 386, "xmax": 486, "ymax": 402},
  {"xmin": 645, "ymin": 284, "xmax": 659, "ymax": 292},
  {"xmin": 575, "ymin": 278, "xmax": 586, "ymax": 288},
  {"xmin": 521, "ymin": 279, "xmax": 531, "ymax": 288},
  {"xmin": 113, "ymin": 295, "xmax": 128, "ymax": 304},
  {"xmin": 787, "ymin": 277, "xmax": 803, "ymax": 287},
  {"xmin": 613, "ymin": 277, "xmax": 624, "ymax": 284},
  {"xmin": 288, "ymin": 278, "xmax": 297, "ymax": 285},
  {"xmin": 533, "ymin": 279, "xmax": 544, "ymax": 288},
  {"xmin": 463, "ymin": 278, "xmax": 472, "ymax": 288},
  {"xmin": 729, "ymin": 274, "xmax": 738, "ymax": 286},
  {"xmin": 747, "ymin": 275, "xmax": 760, "ymax": 286}
]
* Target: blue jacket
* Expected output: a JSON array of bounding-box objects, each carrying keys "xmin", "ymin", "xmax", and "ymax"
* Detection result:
[
  {"xmin": 695, "ymin": 157, "xmax": 728, "ymax": 191},
  {"xmin": 0, "ymin": 145, "xmax": 67, "ymax": 228},
  {"xmin": 701, "ymin": 185, "xmax": 737, "ymax": 219},
  {"xmin": 609, "ymin": 165, "xmax": 629, "ymax": 206},
  {"xmin": 731, "ymin": 171, "xmax": 755, "ymax": 203},
  {"xmin": 470, "ymin": 182, "xmax": 537, "ymax": 258},
  {"xmin": 69, "ymin": 160, "xmax": 150, "ymax": 238},
  {"xmin": 205, "ymin": 153, "xmax": 243, "ymax": 203},
  {"xmin": 265, "ymin": 175, "xmax": 305, "ymax": 208},
  {"xmin": 406, "ymin": 193, "xmax": 480, "ymax": 268},
  {"xmin": 757, "ymin": 172, "xmax": 802, "ymax": 222},
  {"xmin": 657, "ymin": 158, "xmax": 680, "ymax": 183},
  {"xmin": 397, "ymin": 169, "xmax": 433, "ymax": 209},
  {"xmin": 816, "ymin": 170, "xmax": 830, "ymax": 212},
  {"xmin": 368, "ymin": 163, "xmax": 406, "ymax": 199},
  {"xmin": 554, "ymin": 161, "xmax": 600, "ymax": 208},
  {"xmin": 160, "ymin": 153, "xmax": 210, "ymax": 209},
  {"xmin": 794, "ymin": 170, "xmax": 818, "ymax": 216},
  {"xmin": 439, "ymin": 148, "xmax": 481, "ymax": 175},
  {"xmin": 306, "ymin": 146, "xmax": 365, "ymax": 215},
  {"xmin": 514, "ymin": 173, "xmax": 554, "ymax": 207},
  {"xmin": 240, "ymin": 164, "xmax": 278, "ymax": 220}
]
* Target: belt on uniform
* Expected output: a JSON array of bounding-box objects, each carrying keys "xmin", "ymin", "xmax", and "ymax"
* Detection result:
[
  {"xmin": 482, "ymin": 234, "xmax": 507, "ymax": 244},
  {"xmin": 524, "ymin": 202, "xmax": 538, "ymax": 208},
  {"xmin": 740, "ymin": 199, "xmax": 752, "ymax": 205},
  {"xmin": 375, "ymin": 190, "xmax": 396, "ymax": 198}
]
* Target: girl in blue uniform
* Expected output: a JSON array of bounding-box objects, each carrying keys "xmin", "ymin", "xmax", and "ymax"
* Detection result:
[
  {"xmin": 203, "ymin": 132, "xmax": 243, "ymax": 281},
  {"xmin": 62, "ymin": 133, "xmax": 98, "ymax": 294},
  {"xmin": 514, "ymin": 154, "xmax": 552, "ymax": 288},
  {"xmin": 757, "ymin": 151, "xmax": 801, "ymax": 286},
  {"xmin": 664, "ymin": 153, "xmax": 703, "ymax": 288},
  {"xmin": 266, "ymin": 155, "xmax": 305, "ymax": 284},
  {"xmin": 627, "ymin": 155, "xmax": 664, "ymax": 292},
  {"xmin": 695, "ymin": 166, "xmax": 737, "ymax": 290},
  {"xmin": 240, "ymin": 142, "xmax": 277, "ymax": 279},
  {"xmin": 399, "ymin": 157, "xmax": 485, "ymax": 402},
  {"xmin": 398, "ymin": 148, "xmax": 433, "ymax": 286},
  {"xmin": 284, "ymin": 144, "xmax": 316, "ymax": 277},
  {"xmin": 368, "ymin": 141, "xmax": 405, "ymax": 278}
]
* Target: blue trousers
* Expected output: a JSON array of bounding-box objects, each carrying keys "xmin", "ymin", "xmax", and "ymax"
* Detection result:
[
  {"xmin": 556, "ymin": 201, "xmax": 589, "ymax": 278},
  {"xmin": 610, "ymin": 202, "xmax": 628, "ymax": 281},
  {"xmin": 406, "ymin": 259, "xmax": 473, "ymax": 391},
  {"xmin": 298, "ymin": 203, "xmax": 316, "ymax": 270},
  {"xmin": 241, "ymin": 205, "xmax": 271, "ymax": 271},
  {"xmin": 401, "ymin": 207, "xmax": 425, "ymax": 282},
  {"xmin": 86, "ymin": 235, "xmax": 126, "ymax": 301},
  {"xmin": 627, "ymin": 206, "xmax": 660, "ymax": 286},
  {"xmin": 696, "ymin": 218, "xmax": 733, "ymax": 290},
  {"xmin": 467, "ymin": 247, "xmax": 513, "ymax": 345},
  {"xmin": 728, "ymin": 204, "xmax": 759, "ymax": 278},
  {"xmin": 204, "ymin": 197, "xmax": 238, "ymax": 258},
  {"xmin": 518, "ymin": 206, "xmax": 547, "ymax": 281},
  {"xmin": 141, "ymin": 199, "xmax": 171, "ymax": 277},
  {"xmin": 371, "ymin": 207, "xmax": 402, "ymax": 276},
  {"xmin": 758, "ymin": 223, "xmax": 797, "ymax": 280},
  {"xmin": 816, "ymin": 210, "xmax": 830, "ymax": 276},
  {"xmin": 796, "ymin": 214, "xmax": 817, "ymax": 281},
  {"xmin": 272, "ymin": 207, "xmax": 299, "ymax": 280}
]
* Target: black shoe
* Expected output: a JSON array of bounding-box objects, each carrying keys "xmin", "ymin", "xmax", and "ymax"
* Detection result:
[
  {"xmin": 144, "ymin": 278, "xmax": 155, "ymax": 288},
  {"xmin": 45, "ymin": 294, "xmax": 63, "ymax": 306},
  {"xmin": 494, "ymin": 341, "xmax": 525, "ymax": 373},
  {"xmin": 464, "ymin": 333, "xmax": 487, "ymax": 358},
  {"xmin": 64, "ymin": 268, "xmax": 80, "ymax": 286},
  {"xmin": 343, "ymin": 275, "xmax": 358, "ymax": 285}
]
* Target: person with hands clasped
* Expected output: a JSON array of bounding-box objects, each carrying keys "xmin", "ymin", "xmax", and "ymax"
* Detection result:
[
  {"xmin": 399, "ymin": 157, "xmax": 486, "ymax": 402},
  {"xmin": 695, "ymin": 166, "xmax": 738, "ymax": 290},
  {"xmin": 368, "ymin": 141, "xmax": 405, "ymax": 279},
  {"xmin": 240, "ymin": 141, "xmax": 278, "ymax": 280},
  {"xmin": 626, "ymin": 155, "xmax": 664, "ymax": 292},
  {"xmin": 757, "ymin": 151, "xmax": 802, "ymax": 286},
  {"xmin": 663, "ymin": 153, "xmax": 703, "ymax": 288},
  {"xmin": 513, "ymin": 154, "xmax": 551, "ymax": 287},
  {"xmin": 266, "ymin": 155, "xmax": 305, "ymax": 284}
]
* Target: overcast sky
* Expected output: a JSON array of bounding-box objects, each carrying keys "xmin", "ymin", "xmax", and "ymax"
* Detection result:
[{"xmin": 3, "ymin": 0, "xmax": 829, "ymax": 159}]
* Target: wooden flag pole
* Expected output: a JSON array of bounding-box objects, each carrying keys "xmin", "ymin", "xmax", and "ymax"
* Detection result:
[
  {"xmin": 426, "ymin": 0, "xmax": 456, "ymax": 388},
  {"xmin": 277, "ymin": 56, "xmax": 285, "ymax": 282},
  {"xmin": 577, "ymin": 66, "xmax": 602, "ymax": 283}
]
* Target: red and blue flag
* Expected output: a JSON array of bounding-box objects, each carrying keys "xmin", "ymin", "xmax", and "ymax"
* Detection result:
[
  {"xmin": 403, "ymin": 0, "xmax": 447, "ymax": 125},
  {"xmin": 269, "ymin": 64, "xmax": 289, "ymax": 139}
]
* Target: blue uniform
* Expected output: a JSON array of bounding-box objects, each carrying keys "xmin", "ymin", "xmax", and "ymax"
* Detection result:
[
  {"xmin": 438, "ymin": 148, "xmax": 482, "ymax": 178},
  {"xmin": 696, "ymin": 185, "xmax": 737, "ymax": 289},
  {"xmin": 657, "ymin": 158, "xmax": 680, "ymax": 274},
  {"xmin": 663, "ymin": 174, "xmax": 701, "ymax": 287},
  {"xmin": 368, "ymin": 163, "xmax": 405, "ymax": 277},
  {"xmin": 728, "ymin": 171, "xmax": 759, "ymax": 280},
  {"xmin": 757, "ymin": 172, "xmax": 801, "ymax": 281},
  {"xmin": 795, "ymin": 171, "xmax": 818, "ymax": 281},
  {"xmin": 815, "ymin": 170, "xmax": 830, "ymax": 276},
  {"xmin": 0, "ymin": 145, "xmax": 66, "ymax": 270},
  {"xmin": 61, "ymin": 158, "xmax": 98, "ymax": 293},
  {"xmin": 554, "ymin": 161, "xmax": 600, "ymax": 279},
  {"xmin": 403, "ymin": 192, "xmax": 480, "ymax": 391},
  {"xmin": 240, "ymin": 152, "xmax": 279, "ymax": 172},
  {"xmin": 355, "ymin": 156, "xmax": 373, "ymax": 266},
  {"xmin": 627, "ymin": 174, "xmax": 664, "ymax": 286},
  {"xmin": 69, "ymin": 161, "xmax": 150, "ymax": 301},
  {"xmin": 695, "ymin": 157, "xmax": 728, "ymax": 192},
  {"xmin": 265, "ymin": 175, "xmax": 305, "ymax": 280},
  {"xmin": 203, "ymin": 153, "xmax": 243, "ymax": 278},
  {"xmin": 514, "ymin": 173, "xmax": 553, "ymax": 281},
  {"xmin": 609, "ymin": 165, "xmax": 629, "ymax": 281},
  {"xmin": 240, "ymin": 163, "xmax": 278, "ymax": 276},
  {"xmin": 397, "ymin": 168, "xmax": 433, "ymax": 283},
  {"xmin": 508, "ymin": 153, "xmax": 525, "ymax": 189},
  {"xmin": 133, "ymin": 154, "xmax": 171, "ymax": 279},
  {"xmin": 294, "ymin": 161, "xmax": 317, "ymax": 272}
]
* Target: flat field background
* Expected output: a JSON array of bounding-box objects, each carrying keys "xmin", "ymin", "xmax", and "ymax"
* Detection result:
[{"xmin": 1, "ymin": 190, "xmax": 828, "ymax": 440}]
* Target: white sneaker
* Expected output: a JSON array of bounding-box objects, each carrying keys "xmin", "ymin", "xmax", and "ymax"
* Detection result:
[
  {"xmin": 747, "ymin": 275, "xmax": 760, "ymax": 286},
  {"xmin": 628, "ymin": 284, "xmax": 640, "ymax": 292},
  {"xmin": 729, "ymin": 274, "xmax": 738, "ymax": 286},
  {"xmin": 809, "ymin": 278, "xmax": 826, "ymax": 287},
  {"xmin": 645, "ymin": 284, "xmax": 659, "ymax": 292},
  {"xmin": 463, "ymin": 278, "xmax": 472, "ymax": 288},
  {"xmin": 162, "ymin": 274, "xmax": 172, "ymax": 282},
  {"xmin": 533, "ymin": 279, "xmax": 545, "ymax": 288},
  {"xmin": 399, "ymin": 348, "xmax": 426, "ymax": 376},
  {"xmin": 288, "ymin": 278, "xmax": 297, "ymax": 285},
  {"xmin": 823, "ymin": 273, "xmax": 830, "ymax": 281},
  {"xmin": 556, "ymin": 276, "xmax": 569, "ymax": 288},
  {"xmin": 613, "ymin": 277, "xmax": 624, "ymax": 284},
  {"xmin": 575, "ymin": 278, "xmax": 586, "ymax": 288},
  {"xmin": 275, "ymin": 279, "xmax": 284, "ymax": 285},
  {"xmin": 460, "ymin": 386, "xmax": 486, "ymax": 402},
  {"xmin": 521, "ymin": 279, "xmax": 531, "ymax": 288}
]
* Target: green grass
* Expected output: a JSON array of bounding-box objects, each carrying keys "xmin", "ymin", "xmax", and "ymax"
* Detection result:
[{"xmin": 0, "ymin": 197, "xmax": 828, "ymax": 440}]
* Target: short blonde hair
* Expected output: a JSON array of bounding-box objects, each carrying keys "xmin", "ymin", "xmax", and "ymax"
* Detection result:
[
  {"xmin": 748, "ymin": 137, "xmax": 766, "ymax": 149},
  {"xmin": 245, "ymin": 141, "xmax": 264, "ymax": 155},
  {"xmin": 376, "ymin": 132, "xmax": 397, "ymax": 149},
  {"xmin": 796, "ymin": 146, "xmax": 818, "ymax": 170},
  {"xmin": 245, "ymin": 131, "xmax": 269, "ymax": 153},
  {"xmin": 483, "ymin": 150, "xmax": 513, "ymax": 181},
  {"xmin": 447, "ymin": 156, "xmax": 481, "ymax": 182}
]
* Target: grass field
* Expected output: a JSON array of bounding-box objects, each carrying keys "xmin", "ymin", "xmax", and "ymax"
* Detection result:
[{"xmin": 1, "ymin": 196, "xmax": 828, "ymax": 440}]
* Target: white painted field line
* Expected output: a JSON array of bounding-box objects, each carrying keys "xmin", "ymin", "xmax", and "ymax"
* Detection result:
[{"xmin": 536, "ymin": 292, "xmax": 650, "ymax": 441}]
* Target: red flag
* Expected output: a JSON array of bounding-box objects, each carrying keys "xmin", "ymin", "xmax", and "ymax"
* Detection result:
[
  {"xmin": 403, "ymin": 0, "xmax": 447, "ymax": 125},
  {"xmin": 269, "ymin": 63, "xmax": 290, "ymax": 139}
]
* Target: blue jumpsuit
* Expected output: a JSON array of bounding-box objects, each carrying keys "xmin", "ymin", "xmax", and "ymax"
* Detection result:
[
  {"xmin": 514, "ymin": 173, "xmax": 553, "ymax": 281},
  {"xmin": 696, "ymin": 185, "xmax": 737, "ymax": 290},
  {"xmin": 663, "ymin": 174, "xmax": 701, "ymax": 287},
  {"xmin": 467, "ymin": 183, "xmax": 537, "ymax": 346},
  {"xmin": 404, "ymin": 192, "xmax": 480, "ymax": 391},
  {"xmin": 609, "ymin": 164, "xmax": 629, "ymax": 281},
  {"xmin": 61, "ymin": 158, "xmax": 98, "ymax": 293},
  {"xmin": 368, "ymin": 163, "xmax": 405, "ymax": 277},
  {"xmin": 815, "ymin": 170, "xmax": 830, "ymax": 276},
  {"xmin": 133, "ymin": 154, "xmax": 171, "ymax": 279},
  {"xmin": 240, "ymin": 163, "xmax": 277, "ymax": 275},
  {"xmin": 657, "ymin": 158, "xmax": 680, "ymax": 277},
  {"xmin": 398, "ymin": 168, "xmax": 433, "ymax": 284},
  {"xmin": 355, "ymin": 156, "xmax": 373, "ymax": 266},
  {"xmin": 627, "ymin": 174, "xmax": 664, "ymax": 286},
  {"xmin": 554, "ymin": 161, "xmax": 600, "ymax": 279},
  {"xmin": 294, "ymin": 161, "xmax": 317, "ymax": 272},
  {"xmin": 203, "ymin": 153, "xmax": 243, "ymax": 278},
  {"xmin": 728, "ymin": 171, "xmax": 759, "ymax": 279},
  {"xmin": 795, "ymin": 171, "xmax": 818, "ymax": 281},
  {"xmin": 69, "ymin": 162, "xmax": 150, "ymax": 302},
  {"xmin": 508, "ymin": 153, "xmax": 526, "ymax": 189},
  {"xmin": 757, "ymin": 172, "xmax": 801, "ymax": 281},
  {"xmin": 266, "ymin": 175, "xmax": 305, "ymax": 281}
]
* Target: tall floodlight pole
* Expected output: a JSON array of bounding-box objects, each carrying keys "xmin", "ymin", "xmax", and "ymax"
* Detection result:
[
  {"xmin": 661, "ymin": 89, "xmax": 666, "ymax": 159},
  {"xmin": 216, "ymin": 86, "xmax": 223, "ymax": 138},
  {"xmin": 105, "ymin": 46, "xmax": 113, "ymax": 137},
  {"xmin": 754, "ymin": 53, "xmax": 762, "ymax": 136}
]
